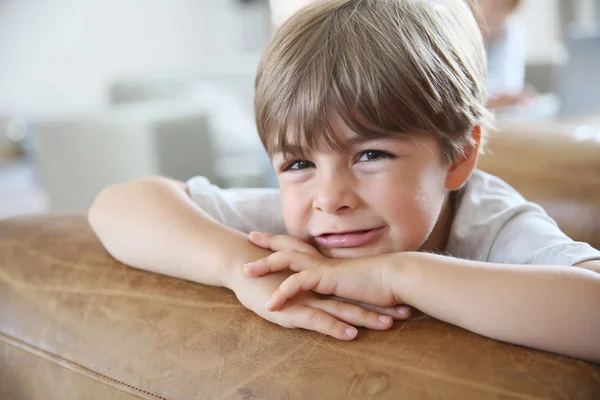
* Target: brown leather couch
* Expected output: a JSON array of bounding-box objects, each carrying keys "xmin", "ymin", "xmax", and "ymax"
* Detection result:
[{"xmin": 2, "ymin": 121, "xmax": 600, "ymax": 399}]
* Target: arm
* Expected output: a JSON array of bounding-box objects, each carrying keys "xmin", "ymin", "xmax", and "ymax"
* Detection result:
[
  {"xmin": 88, "ymin": 176, "xmax": 266, "ymax": 287},
  {"xmin": 249, "ymin": 249, "xmax": 600, "ymax": 362},
  {"xmin": 391, "ymin": 253, "xmax": 600, "ymax": 363}
]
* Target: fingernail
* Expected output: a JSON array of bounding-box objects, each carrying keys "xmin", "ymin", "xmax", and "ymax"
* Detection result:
[
  {"xmin": 243, "ymin": 262, "xmax": 254, "ymax": 269},
  {"xmin": 396, "ymin": 306, "xmax": 409, "ymax": 316},
  {"xmin": 345, "ymin": 327, "xmax": 358, "ymax": 338},
  {"xmin": 251, "ymin": 231, "xmax": 271, "ymax": 237},
  {"xmin": 246, "ymin": 258, "xmax": 263, "ymax": 267},
  {"xmin": 378, "ymin": 315, "xmax": 392, "ymax": 324},
  {"xmin": 264, "ymin": 298, "xmax": 275, "ymax": 310}
]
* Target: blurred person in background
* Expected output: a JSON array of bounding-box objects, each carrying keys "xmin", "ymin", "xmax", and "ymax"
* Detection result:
[{"xmin": 472, "ymin": 0, "xmax": 534, "ymax": 109}]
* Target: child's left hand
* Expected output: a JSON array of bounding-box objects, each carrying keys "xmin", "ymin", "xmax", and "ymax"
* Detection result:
[{"xmin": 246, "ymin": 232, "xmax": 409, "ymax": 314}]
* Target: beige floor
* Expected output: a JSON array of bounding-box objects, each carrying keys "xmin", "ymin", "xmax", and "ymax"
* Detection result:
[{"xmin": 0, "ymin": 159, "xmax": 49, "ymax": 220}]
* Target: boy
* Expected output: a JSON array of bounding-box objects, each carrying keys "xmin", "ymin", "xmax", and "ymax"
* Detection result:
[{"xmin": 89, "ymin": 0, "xmax": 600, "ymax": 363}]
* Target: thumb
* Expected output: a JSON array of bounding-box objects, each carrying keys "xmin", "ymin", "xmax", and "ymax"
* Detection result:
[{"xmin": 248, "ymin": 231, "xmax": 274, "ymax": 249}]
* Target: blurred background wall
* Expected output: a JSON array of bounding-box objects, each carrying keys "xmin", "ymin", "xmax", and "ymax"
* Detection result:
[{"xmin": 0, "ymin": 0, "xmax": 270, "ymax": 115}]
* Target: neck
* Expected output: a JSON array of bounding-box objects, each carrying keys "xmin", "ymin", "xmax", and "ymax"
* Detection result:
[{"xmin": 420, "ymin": 192, "xmax": 455, "ymax": 253}]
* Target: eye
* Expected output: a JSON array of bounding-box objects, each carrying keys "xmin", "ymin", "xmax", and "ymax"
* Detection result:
[
  {"xmin": 357, "ymin": 150, "xmax": 396, "ymax": 162},
  {"xmin": 282, "ymin": 160, "xmax": 315, "ymax": 172}
]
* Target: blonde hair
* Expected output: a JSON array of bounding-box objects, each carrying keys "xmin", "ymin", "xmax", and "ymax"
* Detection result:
[{"xmin": 255, "ymin": 0, "xmax": 492, "ymax": 162}]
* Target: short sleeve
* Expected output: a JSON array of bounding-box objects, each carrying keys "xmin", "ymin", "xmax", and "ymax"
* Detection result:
[
  {"xmin": 488, "ymin": 205, "xmax": 600, "ymax": 266},
  {"xmin": 186, "ymin": 176, "xmax": 287, "ymax": 235},
  {"xmin": 447, "ymin": 170, "xmax": 600, "ymax": 266}
]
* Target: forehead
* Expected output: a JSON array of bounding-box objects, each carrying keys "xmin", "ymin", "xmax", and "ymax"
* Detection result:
[
  {"xmin": 268, "ymin": 111, "xmax": 395, "ymax": 157},
  {"xmin": 271, "ymin": 111, "xmax": 349, "ymax": 146}
]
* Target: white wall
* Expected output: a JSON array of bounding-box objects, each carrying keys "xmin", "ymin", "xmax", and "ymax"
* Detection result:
[
  {"xmin": 0, "ymin": 0, "xmax": 269, "ymax": 116},
  {"xmin": 2, "ymin": 0, "xmax": 593, "ymax": 116},
  {"xmin": 516, "ymin": 0, "xmax": 562, "ymax": 64}
]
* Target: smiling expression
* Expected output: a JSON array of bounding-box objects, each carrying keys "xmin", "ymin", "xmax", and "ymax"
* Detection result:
[{"xmin": 271, "ymin": 112, "xmax": 468, "ymax": 259}]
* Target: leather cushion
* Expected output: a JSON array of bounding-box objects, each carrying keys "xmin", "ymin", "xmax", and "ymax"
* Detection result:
[{"xmin": 1, "ymin": 214, "xmax": 599, "ymax": 399}]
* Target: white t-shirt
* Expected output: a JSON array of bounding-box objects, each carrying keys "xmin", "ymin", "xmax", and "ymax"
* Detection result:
[{"xmin": 187, "ymin": 170, "xmax": 600, "ymax": 266}]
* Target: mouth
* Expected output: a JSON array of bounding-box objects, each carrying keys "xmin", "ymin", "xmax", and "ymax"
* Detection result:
[{"xmin": 313, "ymin": 227, "xmax": 385, "ymax": 248}]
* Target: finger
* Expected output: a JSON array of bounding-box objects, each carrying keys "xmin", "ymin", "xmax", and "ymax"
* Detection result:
[
  {"xmin": 290, "ymin": 306, "xmax": 358, "ymax": 341},
  {"xmin": 340, "ymin": 301, "xmax": 411, "ymax": 320},
  {"xmin": 330, "ymin": 295, "xmax": 411, "ymax": 320},
  {"xmin": 249, "ymin": 232, "xmax": 322, "ymax": 258},
  {"xmin": 244, "ymin": 249, "xmax": 321, "ymax": 277},
  {"xmin": 267, "ymin": 235, "xmax": 322, "ymax": 258},
  {"xmin": 310, "ymin": 299, "xmax": 393, "ymax": 331},
  {"xmin": 247, "ymin": 231, "xmax": 274, "ymax": 249},
  {"xmin": 265, "ymin": 268, "xmax": 328, "ymax": 310},
  {"xmin": 365, "ymin": 304, "xmax": 412, "ymax": 320}
]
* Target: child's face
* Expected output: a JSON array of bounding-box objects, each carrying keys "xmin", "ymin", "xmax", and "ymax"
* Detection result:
[{"xmin": 271, "ymin": 112, "xmax": 465, "ymax": 260}]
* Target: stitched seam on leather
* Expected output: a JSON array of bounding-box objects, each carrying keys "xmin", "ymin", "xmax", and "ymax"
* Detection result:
[{"xmin": 0, "ymin": 331, "xmax": 167, "ymax": 400}]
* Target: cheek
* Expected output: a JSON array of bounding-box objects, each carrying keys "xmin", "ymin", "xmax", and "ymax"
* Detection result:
[
  {"xmin": 412, "ymin": 179, "xmax": 446, "ymax": 228},
  {"xmin": 379, "ymin": 163, "xmax": 447, "ymax": 234},
  {"xmin": 279, "ymin": 185, "xmax": 311, "ymax": 237},
  {"xmin": 415, "ymin": 164, "xmax": 448, "ymax": 222}
]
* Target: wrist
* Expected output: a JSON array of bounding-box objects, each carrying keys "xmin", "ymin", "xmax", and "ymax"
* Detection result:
[
  {"xmin": 384, "ymin": 251, "xmax": 421, "ymax": 304},
  {"xmin": 221, "ymin": 234, "xmax": 272, "ymax": 290}
]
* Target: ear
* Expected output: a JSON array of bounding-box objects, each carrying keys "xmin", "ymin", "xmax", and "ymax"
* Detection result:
[{"xmin": 445, "ymin": 126, "xmax": 481, "ymax": 191}]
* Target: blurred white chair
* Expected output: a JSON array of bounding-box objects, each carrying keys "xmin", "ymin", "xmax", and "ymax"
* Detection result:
[
  {"xmin": 33, "ymin": 100, "xmax": 215, "ymax": 212},
  {"xmin": 108, "ymin": 79, "xmax": 276, "ymax": 188}
]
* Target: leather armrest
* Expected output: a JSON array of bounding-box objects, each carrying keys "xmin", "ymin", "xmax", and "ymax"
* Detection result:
[{"xmin": 1, "ymin": 214, "xmax": 598, "ymax": 399}]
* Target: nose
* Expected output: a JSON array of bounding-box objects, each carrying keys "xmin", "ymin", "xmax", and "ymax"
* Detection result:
[{"xmin": 312, "ymin": 171, "xmax": 360, "ymax": 215}]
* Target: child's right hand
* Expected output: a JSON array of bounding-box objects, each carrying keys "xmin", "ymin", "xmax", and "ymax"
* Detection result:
[
  {"xmin": 247, "ymin": 232, "xmax": 411, "ymax": 318},
  {"xmin": 222, "ymin": 231, "xmax": 408, "ymax": 340},
  {"xmin": 226, "ymin": 265, "xmax": 395, "ymax": 340}
]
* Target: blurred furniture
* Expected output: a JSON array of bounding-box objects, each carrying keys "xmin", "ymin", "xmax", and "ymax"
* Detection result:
[
  {"xmin": 0, "ymin": 116, "xmax": 21, "ymax": 160},
  {"xmin": 0, "ymin": 161, "xmax": 48, "ymax": 219},
  {"xmin": 33, "ymin": 101, "xmax": 215, "ymax": 212},
  {"xmin": 478, "ymin": 116, "xmax": 600, "ymax": 249},
  {"xmin": 1, "ymin": 214, "xmax": 599, "ymax": 400},
  {"xmin": 2, "ymin": 116, "xmax": 600, "ymax": 399},
  {"xmin": 108, "ymin": 77, "xmax": 274, "ymax": 188},
  {"xmin": 554, "ymin": 29, "xmax": 600, "ymax": 116},
  {"xmin": 33, "ymin": 75, "xmax": 276, "ymax": 213}
]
